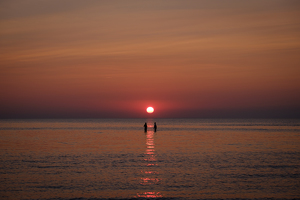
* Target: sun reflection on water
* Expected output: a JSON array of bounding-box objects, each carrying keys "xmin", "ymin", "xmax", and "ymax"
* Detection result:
[
  {"xmin": 136, "ymin": 191, "xmax": 162, "ymax": 198},
  {"xmin": 136, "ymin": 128, "xmax": 162, "ymax": 198}
]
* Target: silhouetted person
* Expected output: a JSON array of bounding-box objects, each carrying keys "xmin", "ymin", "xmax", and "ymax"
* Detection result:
[
  {"xmin": 154, "ymin": 122, "xmax": 157, "ymax": 132},
  {"xmin": 144, "ymin": 122, "xmax": 147, "ymax": 132}
]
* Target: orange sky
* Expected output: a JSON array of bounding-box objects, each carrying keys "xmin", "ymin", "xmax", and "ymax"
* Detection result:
[{"xmin": 1, "ymin": 0, "xmax": 300, "ymax": 118}]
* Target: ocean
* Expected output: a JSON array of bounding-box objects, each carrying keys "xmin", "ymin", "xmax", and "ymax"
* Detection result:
[{"xmin": 0, "ymin": 118, "xmax": 299, "ymax": 200}]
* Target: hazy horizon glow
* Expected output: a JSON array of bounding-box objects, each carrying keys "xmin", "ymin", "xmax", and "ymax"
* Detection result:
[{"xmin": 1, "ymin": 0, "xmax": 300, "ymax": 118}]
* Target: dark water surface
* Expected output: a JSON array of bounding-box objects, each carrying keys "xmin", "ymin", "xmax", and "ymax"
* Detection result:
[{"xmin": 0, "ymin": 119, "xmax": 299, "ymax": 200}]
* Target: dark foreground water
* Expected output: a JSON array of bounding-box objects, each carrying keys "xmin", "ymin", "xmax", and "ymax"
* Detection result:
[{"xmin": 0, "ymin": 119, "xmax": 299, "ymax": 200}]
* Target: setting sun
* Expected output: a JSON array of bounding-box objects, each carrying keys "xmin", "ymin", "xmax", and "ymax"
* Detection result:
[{"xmin": 146, "ymin": 107, "xmax": 154, "ymax": 113}]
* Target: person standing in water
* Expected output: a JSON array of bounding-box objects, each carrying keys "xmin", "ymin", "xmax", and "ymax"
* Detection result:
[
  {"xmin": 154, "ymin": 122, "xmax": 157, "ymax": 132},
  {"xmin": 144, "ymin": 122, "xmax": 147, "ymax": 132}
]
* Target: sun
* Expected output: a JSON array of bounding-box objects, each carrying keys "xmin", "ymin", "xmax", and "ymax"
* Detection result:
[{"xmin": 146, "ymin": 107, "xmax": 154, "ymax": 113}]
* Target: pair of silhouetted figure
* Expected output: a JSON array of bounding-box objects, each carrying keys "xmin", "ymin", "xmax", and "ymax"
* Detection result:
[{"xmin": 144, "ymin": 122, "xmax": 157, "ymax": 132}]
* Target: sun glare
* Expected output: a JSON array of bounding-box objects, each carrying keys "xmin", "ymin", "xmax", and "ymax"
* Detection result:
[{"xmin": 146, "ymin": 107, "xmax": 154, "ymax": 113}]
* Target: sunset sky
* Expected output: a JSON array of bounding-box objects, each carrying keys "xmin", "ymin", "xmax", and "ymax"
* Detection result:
[{"xmin": 1, "ymin": 0, "xmax": 300, "ymax": 118}]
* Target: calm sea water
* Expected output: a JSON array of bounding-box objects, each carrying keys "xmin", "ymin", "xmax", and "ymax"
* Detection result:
[{"xmin": 0, "ymin": 118, "xmax": 299, "ymax": 200}]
